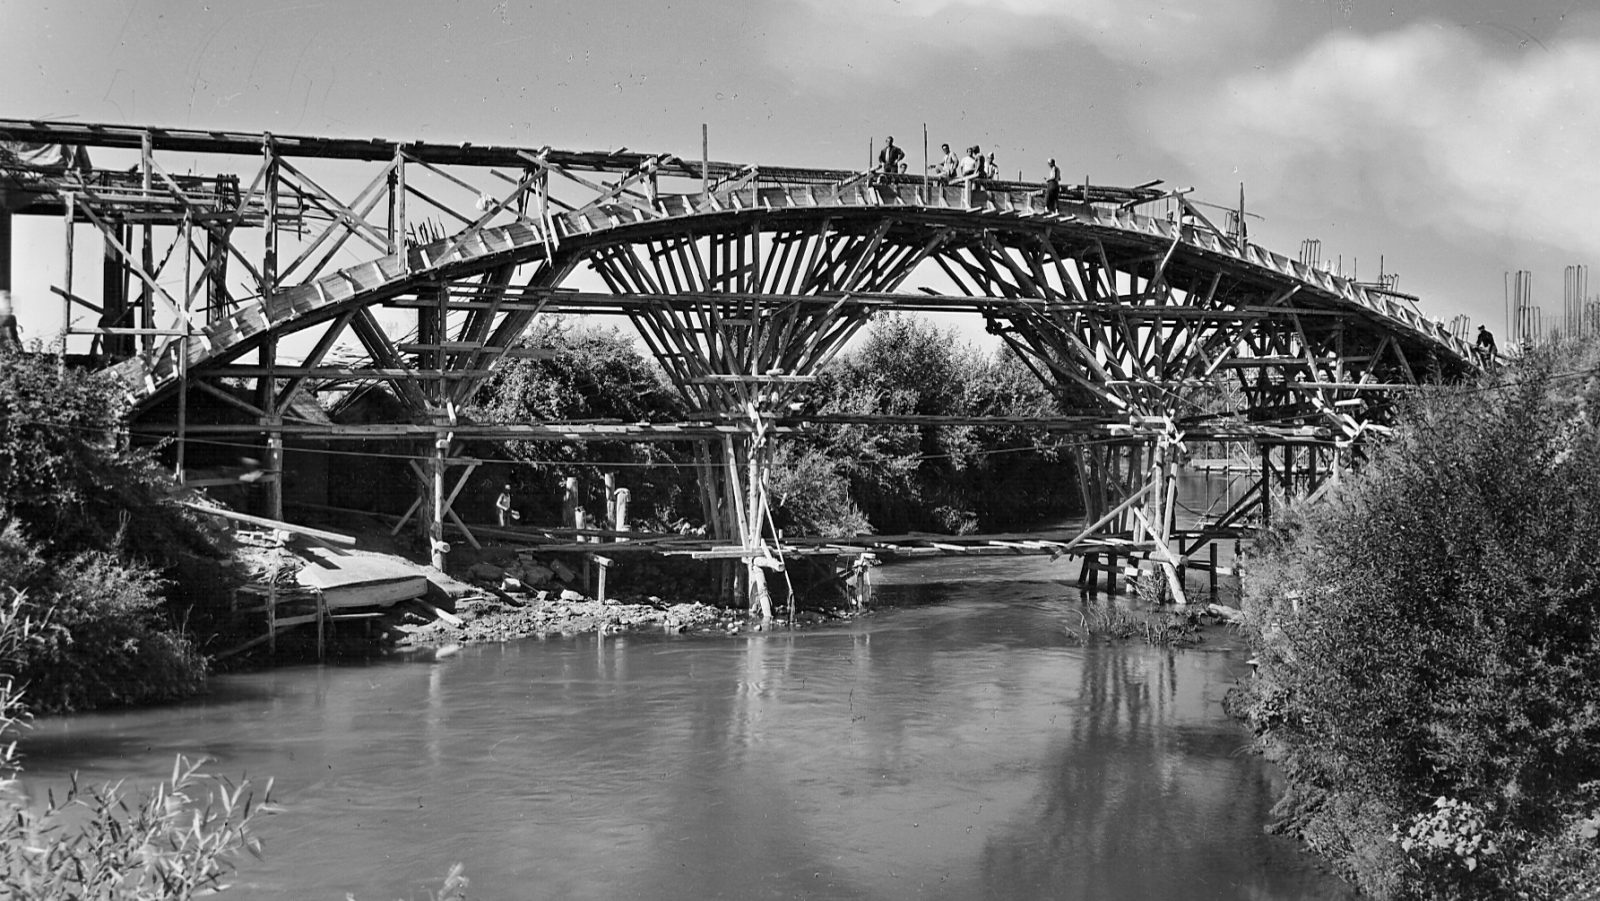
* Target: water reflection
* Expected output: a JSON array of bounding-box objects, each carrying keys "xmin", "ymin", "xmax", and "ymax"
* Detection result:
[{"xmin": 16, "ymin": 574, "xmax": 1350, "ymax": 900}]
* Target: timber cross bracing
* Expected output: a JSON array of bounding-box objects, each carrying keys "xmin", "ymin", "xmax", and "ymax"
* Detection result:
[{"xmin": 0, "ymin": 118, "xmax": 1478, "ymax": 606}]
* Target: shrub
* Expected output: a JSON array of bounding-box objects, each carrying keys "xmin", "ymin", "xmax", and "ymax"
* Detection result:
[
  {"xmin": 765, "ymin": 442, "xmax": 870, "ymax": 538},
  {"xmin": 0, "ymin": 590, "xmax": 268, "ymax": 900},
  {"xmin": 0, "ymin": 527, "xmax": 206, "ymax": 713},
  {"xmin": 1235, "ymin": 340, "xmax": 1600, "ymax": 899},
  {"xmin": 0, "ymin": 349, "xmax": 229, "ymax": 712},
  {"xmin": 470, "ymin": 318, "xmax": 698, "ymax": 526},
  {"xmin": 800, "ymin": 315, "xmax": 1078, "ymax": 533},
  {"xmin": 0, "ymin": 350, "xmax": 224, "ymax": 570}
]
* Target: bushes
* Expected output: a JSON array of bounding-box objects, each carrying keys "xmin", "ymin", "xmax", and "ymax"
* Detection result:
[
  {"xmin": 0, "ymin": 349, "xmax": 227, "ymax": 713},
  {"xmin": 765, "ymin": 443, "xmax": 870, "ymax": 538},
  {"xmin": 0, "ymin": 591, "xmax": 268, "ymax": 900},
  {"xmin": 468, "ymin": 315, "xmax": 1081, "ymax": 538},
  {"xmin": 470, "ymin": 318, "xmax": 699, "ymax": 526},
  {"xmin": 800, "ymin": 315, "xmax": 1077, "ymax": 533},
  {"xmin": 0, "ymin": 524, "xmax": 205, "ymax": 712},
  {"xmin": 1235, "ymin": 340, "xmax": 1600, "ymax": 899}
]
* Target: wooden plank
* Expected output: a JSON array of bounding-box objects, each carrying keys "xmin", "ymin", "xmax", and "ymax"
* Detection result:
[
  {"xmin": 311, "ymin": 578, "xmax": 427, "ymax": 609},
  {"xmin": 177, "ymin": 501, "xmax": 357, "ymax": 546},
  {"xmin": 414, "ymin": 598, "xmax": 463, "ymax": 626}
]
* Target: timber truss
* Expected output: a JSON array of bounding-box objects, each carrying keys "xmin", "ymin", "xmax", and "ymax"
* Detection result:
[{"xmin": 0, "ymin": 118, "xmax": 1477, "ymax": 606}]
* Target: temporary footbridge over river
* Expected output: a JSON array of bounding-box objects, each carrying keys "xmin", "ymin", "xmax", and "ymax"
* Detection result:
[{"xmin": 0, "ymin": 119, "xmax": 1478, "ymax": 605}]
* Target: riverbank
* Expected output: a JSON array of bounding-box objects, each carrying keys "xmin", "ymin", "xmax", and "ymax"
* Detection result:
[{"xmin": 219, "ymin": 511, "xmax": 873, "ymax": 659}]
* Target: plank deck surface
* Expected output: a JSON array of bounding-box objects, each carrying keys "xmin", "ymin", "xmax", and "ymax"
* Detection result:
[{"xmin": 294, "ymin": 546, "xmax": 430, "ymax": 608}]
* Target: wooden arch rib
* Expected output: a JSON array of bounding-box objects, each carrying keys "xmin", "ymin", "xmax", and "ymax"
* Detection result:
[{"xmin": 113, "ymin": 186, "xmax": 1477, "ymax": 416}]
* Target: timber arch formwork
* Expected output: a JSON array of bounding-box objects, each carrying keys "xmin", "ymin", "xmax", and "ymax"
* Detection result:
[{"xmin": 0, "ymin": 119, "xmax": 1476, "ymax": 605}]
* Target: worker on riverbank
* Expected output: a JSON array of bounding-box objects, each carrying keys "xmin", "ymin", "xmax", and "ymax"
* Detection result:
[{"xmin": 495, "ymin": 484, "xmax": 520, "ymax": 526}]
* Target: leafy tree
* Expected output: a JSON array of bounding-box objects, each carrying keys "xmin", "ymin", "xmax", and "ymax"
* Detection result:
[
  {"xmin": 0, "ymin": 348, "xmax": 228, "ymax": 712},
  {"xmin": 765, "ymin": 442, "xmax": 870, "ymax": 538},
  {"xmin": 1235, "ymin": 340, "xmax": 1600, "ymax": 899},
  {"xmin": 800, "ymin": 315, "xmax": 1076, "ymax": 533},
  {"xmin": 469, "ymin": 318, "xmax": 697, "ymax": 526},
  {"xmin": 467, "ymin": 315, "xmax": 1081, "ymax": 538}
]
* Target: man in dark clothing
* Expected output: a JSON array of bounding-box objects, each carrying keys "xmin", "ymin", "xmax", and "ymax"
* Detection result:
[
  {"xmin": 1475, "ymin": 325, "xmax": 1498, "ymax": 361},
  {"xmin": 878, "ymin": 136, "xmax": 905, "ymax": 177},
  {"xmin": 1043, "ymin": 158, "xmax": 1061, "ymax": 209}
]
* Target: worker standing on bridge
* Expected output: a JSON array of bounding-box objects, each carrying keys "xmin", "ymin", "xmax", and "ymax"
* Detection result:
[
  {"xmin": 956, "ymin": 146, "xmax": 979, "ymax": 182},
  {"xmin": 1475, "ymin": 325, "xmax": 1498, "ymax": 362},
  {"xmin": 929, "ymin": 143, "xmax": 957, "ymax": 182},
  {"xmin": 877, "ymin": 136, "xmax": 906, "ymax": 178},
  {"xmin": 1042, "ymin": 158, "xmax": 1061, "ymax": 209}
]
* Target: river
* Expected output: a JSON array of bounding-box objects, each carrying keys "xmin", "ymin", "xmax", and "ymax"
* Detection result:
[{"xmin": 17, "ymin": 555, "xmax": 1352, "ymax": 900}]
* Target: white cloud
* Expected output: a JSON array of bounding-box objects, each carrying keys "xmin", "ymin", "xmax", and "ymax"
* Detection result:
[
  {"xmin": 765, "ymin": 0, "xmax": 1272, "ymax": 81},
  {"xmin": 1151, "ymin": 23, "xmax": 1600, "ymax": 260}
]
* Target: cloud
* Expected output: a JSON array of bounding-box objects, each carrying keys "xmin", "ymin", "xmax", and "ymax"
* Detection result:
[
  {"xmin": 1151, "ymin": 23, "xmax": 1600, "ymax": 260},
  {"xmin": 764, "ymin": 0, "xmax": 1272, "ymax": 81}
]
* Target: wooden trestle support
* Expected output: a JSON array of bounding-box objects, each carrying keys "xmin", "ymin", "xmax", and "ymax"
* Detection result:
[{"xmin": 0, "ymin": 118, "xmax": 1476, "ymax": 607}]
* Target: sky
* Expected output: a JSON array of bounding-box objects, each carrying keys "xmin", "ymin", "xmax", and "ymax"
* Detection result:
[{"xmin": 3, "ymin": 0, "xmax": 1598, "ymax": 340}]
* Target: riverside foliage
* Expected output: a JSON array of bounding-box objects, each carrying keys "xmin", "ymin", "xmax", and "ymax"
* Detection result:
[
  {"xmin": 0, "ymin": 591, "xmax": 268, "ymax": 899},
  {"xmin": 1234, "ymin": 340, "xmax": 1600, "ymax": 900},
  {"xmin": 795, "ymin": 314, "xmax": 1076, "ymax": 534},
  {"xmin": 473, "ymin": 315, "xmax": 1080, "ymax": 538},
  {"xmin": 0, "ymin": 349, "xmax": 234, "ymax": 713}
]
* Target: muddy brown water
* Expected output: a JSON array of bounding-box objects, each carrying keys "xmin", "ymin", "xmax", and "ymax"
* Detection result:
[{"xmin": 17, "ymin": 553, "xmax": 1353, "ymax": 900}]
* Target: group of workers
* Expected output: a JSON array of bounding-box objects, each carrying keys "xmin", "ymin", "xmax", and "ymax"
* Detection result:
[
  {"xmin": 874, "ymin": 135, "xmax": 1064, "ymax": 207},
  {"xmin": 873, "ymin": 135, "xmax": 1011, "ymax": 186},
  {"xmin": 922, "ymin": 141, "xmax": 1000, "ymax": 184}
]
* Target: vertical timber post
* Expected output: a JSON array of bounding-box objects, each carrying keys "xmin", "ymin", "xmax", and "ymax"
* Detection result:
[
  {"xmin": 60, "ymin": 193, "xmax": 74, "ymax": 360},
  {"xmin": 0, "ymin": 205, "xmax": 11, "ymax": 297},
  {"xmin": 262, "ymin": 134, "xmax": 279, "ymax": 302},
  {"xmin": 722, "ymin": 433, "xmax": 752, "ymax": 611},
  {"xmin": 265, "ymin": 427, "xmax": 284, "ymax": 522},
  {"xmin": 612, "ymin": 487, "xmax": 630, "ymax": 542},
  {"xmin": 429, "ymin": 434, "xmax": 447, "ymax": 570},
  {"xmin": 139, "ymin": 131, "xmax": 154, "ymax": 352},
  {"xmin": 262, "ymin": 335, "xmax": 284, "ymax": 521},
  {"xmin": 1258, "ymin": 442, "xmax": 1272, "ymax": 527},
  {"xmin": 204, "ymin": 224, "xmax": 228, "ymax": 323},
  {"xmin": 392, "ymin": 147, "xmax": 408, "ymax": 271},
  {"xmin": 1152, "ymin": 428, "xmax": 1188, "ymax": 606},
  {"xmin": 563, "ymin": 475, "xmax": 579, "ymax": 535},
  {"xmin": 101, "ymin": 223, "xmax": 128, "ymax": 357},
  {"xmin": 175, "ymin": 213, "xmax": 191, "ymax": 481}
]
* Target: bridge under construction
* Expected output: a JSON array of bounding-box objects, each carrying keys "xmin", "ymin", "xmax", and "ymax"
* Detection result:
[{"xmin": 0, "ymin": 119, "xmax": 1478, "ymax": 607}]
